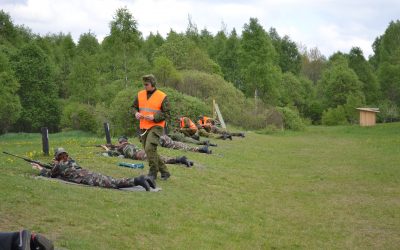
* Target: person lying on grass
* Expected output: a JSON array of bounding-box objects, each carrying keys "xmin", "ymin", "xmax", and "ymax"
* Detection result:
[
  {"xmin": 101, "ymin": 136, "xmax": 193, "ymax": 167},
  {"xmin": 31, "ymin": 147, "xmax": 156, "ymax": 191}
]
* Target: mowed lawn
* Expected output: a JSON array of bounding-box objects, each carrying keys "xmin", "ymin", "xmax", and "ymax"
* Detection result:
[{"xmin": 0, "ymin": 123, "xmax": 399, "ymax": 249}]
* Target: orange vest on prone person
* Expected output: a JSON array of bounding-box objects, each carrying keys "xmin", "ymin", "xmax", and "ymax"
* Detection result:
[
  {"xmin": 138, "ymin": 90, "xmax": 166, "ymax": 129},
  {"xmin": 180, "ymin": 117, "xmax": 197, "ymax": 130},
  {"xmin": 198, "ymin": 116, "xmax": 213, "ymax": 127}
]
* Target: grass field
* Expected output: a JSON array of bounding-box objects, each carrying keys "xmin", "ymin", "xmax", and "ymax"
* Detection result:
[{"xmin": 0, "ymin": 123, "xmax": 399, "ymax": 249}]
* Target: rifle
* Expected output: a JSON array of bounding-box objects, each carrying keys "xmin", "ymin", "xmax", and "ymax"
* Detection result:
[
  {"xmin": 80, "ymin": 144, "xmax": 116, "ymax": 149},
  {"xmin": 3, "ymin": 151, "xmax": 52, "ymax": 169}
]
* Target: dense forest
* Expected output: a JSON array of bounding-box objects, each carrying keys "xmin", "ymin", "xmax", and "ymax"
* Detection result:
[{"xmin": 0, "ymin": 8, "xmax": 399, "ymax": 135}]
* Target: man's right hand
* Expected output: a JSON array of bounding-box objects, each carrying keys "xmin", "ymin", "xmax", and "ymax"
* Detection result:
[{"xmin": 135, "ymin": 112, "xmax": 142, "ymax": 120}]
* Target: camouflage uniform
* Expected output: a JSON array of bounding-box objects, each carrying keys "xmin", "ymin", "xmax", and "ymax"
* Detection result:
[
  {"xmin": 179, "ymin": 117, "xmax": 198, "ymax": 137},
  {"xmin": 39, "ymin": 158, "xmax": 138, "ymax": 189},
  {"xmin": 210, "ymin": 125, "xmax": 245, "ymax": 137},
  {"xmin": 169, "ymin": 131, "xmax": 209, "ymax": 145},
  {"xmin": 108, "ymin": 143, "xmax": 189, "ymax": 165},
  {"xmin": 159, "ymin": 135, "xmax": 211, "ymax": 154},
  {"xmin": 196, "ymin": 124, "xmax": 229, "ymax": 140}
]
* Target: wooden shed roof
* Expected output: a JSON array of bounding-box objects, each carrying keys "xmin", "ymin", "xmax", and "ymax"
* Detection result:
[{"xmin": 356, "ymin": 108, "xmax": 380, "ymax": 113}]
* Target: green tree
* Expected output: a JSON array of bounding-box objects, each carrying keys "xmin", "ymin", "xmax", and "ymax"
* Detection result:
[
  {"xmin": 347, "ymin": 47, "xmax": 380, "ymax": 104},
  {"xmin": 269, "ymin": 28, "xmax": 302, "ymax": 75},
  {"xmin": 318, "ymin": 54, "xmax": 364, "ymax": 109},
  {"xmin": 209, "ymin": 30, "xmax": 227, "ymax": 62},
  {"xmin": 76, "ymin": 31, "xmax": 99, "ymax": 55},
  {"xmin": 198, "ymin": 28, "xmax": 214, "ymax": 54},
  {"xmin": 378, "ymin": 62, "xmax": 400, "ymax": 106},
  {"xmin": 68, "ymin": 53, "xmax": 100, "ymax": 105},
  {"xmin": 239, "ymin": 18, "xmax": 282, "ymax": 105},
  {"xmin": 153, "ymin": 56, "xmax": 182, "ymax": 88},
  {"xmin": 12, "ymin": 42, "xmax": 60, "ymax": 132},
  {"xmin": 280, "ymin": 72, "xmax": 315, "ymax": 116},
  {"xmin": 301, "ymin": 46, "xmax": 327, "ymax": 85},
  {"xmin": 102, "ymin": 7, "xmax": 143, "ymax": 86},
  {"xmin": 218, "ymin": 29, "xmax": 241, "ymax": 88},
  {"xmin": 0, "ymin": 51, "xmax": 22, "ymax": 133},
  {"xmin": 154, "ymin": 31, "xmax": 221, "ymax": 75},
  {"xmin": 0, "ymin": 10, "xmax": 32, "ymax": 51},
  {"xmin": 142, "ymin": 32, "xmax": 164, "ymax": 63},
  {"xmin": 55, "ymin": 33, "xmax": 76, "ymax": 98},
  {"xmin": 375, "ymin": 20, "xmax": 400, "ymax": 106}
]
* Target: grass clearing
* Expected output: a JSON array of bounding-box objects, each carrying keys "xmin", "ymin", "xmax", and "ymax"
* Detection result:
[{"xmin": 0, "ymin": 124, "xmax": 399, "ymax": 249}]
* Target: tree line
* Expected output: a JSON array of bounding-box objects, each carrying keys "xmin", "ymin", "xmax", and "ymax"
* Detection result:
[{"xmin": 0, "ymin": 8, "xmax": 399, "ymax": 135}]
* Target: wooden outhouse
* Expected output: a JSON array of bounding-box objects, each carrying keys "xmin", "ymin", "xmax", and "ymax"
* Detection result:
[{"xmin": 356, "ymin": 108, "xmax": 379, "ymax": 126}]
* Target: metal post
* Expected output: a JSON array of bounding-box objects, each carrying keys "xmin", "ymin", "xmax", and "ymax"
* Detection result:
[
  {"xmin": 104, "ymin": 123, "xmax": 111, "ymax": 144},
  {"xmin": 41, "ymin": 127, "xmax": 49, "ymax": 156}
]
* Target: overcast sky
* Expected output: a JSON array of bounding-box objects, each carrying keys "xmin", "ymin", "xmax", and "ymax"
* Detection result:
[{"xmin": 2, "ymin": 0, "xmax": 400, "ymax": 57}]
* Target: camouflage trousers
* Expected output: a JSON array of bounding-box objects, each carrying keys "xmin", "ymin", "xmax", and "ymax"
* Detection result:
[
  {"xmin": 169, "ymin": 132, "xmax": 207, "ymax": 145},
  {"xmin": 141, "ymin": 126, "xmax": 170, "ymax": 177},
  {"xmin": 198, "ymin": 128, "xmax": 224, "ymax": 139},
  {"xmin": 121, "ymin": 147, "xmax": 180, "ymax": 165},
  {"xmin": 210, "ymin": 126, "xmax": 243, "ymax": 137},
  {"xmin": 180, "ymin": 128, "xmax": 197, "ymax": 137},
  {"xmin": 160, "ymin": 135, "xmax": 200, "ymax": 152},
  {"xmin": 61, "ymin": 169, "xmax": 136, "ymax": 189}
]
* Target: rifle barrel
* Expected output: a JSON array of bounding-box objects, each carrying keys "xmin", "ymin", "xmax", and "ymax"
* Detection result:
[{"xmin": 2, "ymin": 151, "xmax": 52, "ymax": 169}]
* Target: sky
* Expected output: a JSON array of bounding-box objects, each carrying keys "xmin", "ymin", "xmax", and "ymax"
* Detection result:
[{"xmin": 2, "ymin": 0, "xmax": 400, "ymax": 58}]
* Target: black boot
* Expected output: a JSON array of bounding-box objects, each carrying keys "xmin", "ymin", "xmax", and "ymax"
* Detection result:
[
  {"xmin": 31, "ymin": 233, "xmax": 54, "ymax": 250},
  {"xmin": 222, "ymin": 133, "xmax": 232, "ymax": 140},
  {"xmin": 198, "ymin": 145, "xmax": 212, "ymax": 154},
  {"xmin": 177, "ymin": 156, "xmax": 192, "ymax": 167},
  {"xmin": 191, "ymin": 134, "xmax": 200, "ymax": 141},
  {"xmin": 160, "ymin": 172, "xmax": 171, "ymax": 180},
  {"xmin": 209, "ymin": 142, "xmax": 217, "ymax": 147}
]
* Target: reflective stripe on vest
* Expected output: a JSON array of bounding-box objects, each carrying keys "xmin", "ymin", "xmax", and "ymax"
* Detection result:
[
  {"xmin": 138, "ymin": 89, "xmax": 166, "ymax": 129},
  {"xmin": 180, "ymin": 117, "xmax": 197, "ymax": 130}
]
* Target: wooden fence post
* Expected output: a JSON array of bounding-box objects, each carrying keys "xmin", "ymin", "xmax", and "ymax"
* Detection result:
[
  {"xmin": 41, "ymin": 127, "xmax": 49, "ymax": 156},
  {"xmin": 104, "ymin": 123, "xmax": 112, "ymax": 144}
]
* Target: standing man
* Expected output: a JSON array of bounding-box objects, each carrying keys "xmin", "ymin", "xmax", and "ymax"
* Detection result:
[{"xmin": 132, "ymin": 74, "xmax": 171, "ymax": 180}]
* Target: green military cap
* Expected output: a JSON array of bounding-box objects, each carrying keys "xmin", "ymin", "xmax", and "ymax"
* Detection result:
[
  {"xmin": 142, "ymin": 74, "xmax": 156, "ymax": 86},
  {"xmin": 54, "ymin": 147, "xmax": 68, "ymax": 158},
  {"xmin": 118, "ymin": 135, "xmax": 128, "ymax": 143}
]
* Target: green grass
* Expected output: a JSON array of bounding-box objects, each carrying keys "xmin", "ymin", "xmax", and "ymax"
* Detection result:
[{"xmin": 0, "ymin": 124, "xmax": 399, "ymax": 249}]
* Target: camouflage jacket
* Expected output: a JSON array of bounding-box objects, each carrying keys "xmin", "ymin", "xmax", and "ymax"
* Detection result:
[
  {"xmin": 108, "ymin": 143, "xmax": 141, "ymax": 159},
  {"xmin": 39, "ymin": 158, "xmax": 89, "ymax": 182}
]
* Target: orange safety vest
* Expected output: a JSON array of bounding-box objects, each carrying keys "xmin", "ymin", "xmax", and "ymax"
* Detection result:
[
  {"xmin": 138, "ymin": 89, "xmax": 166, "ymax": 129},
  {"xmin": 180, "ymin": 117, "xmax": 197, "ymax": 130},
  {"xmin": 198, "ymin": 116, "xmax": 213, "ymax": 127}
]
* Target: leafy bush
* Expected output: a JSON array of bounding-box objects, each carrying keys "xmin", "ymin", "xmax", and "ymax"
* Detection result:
[
  {"xmin": 108, "ymin": 86, "xmax": 139, "ymax": 137},
  {"xmin": 163, "ymin": 87, "xmax": 210, "ymax": 125},
  {"xmin": 376, "ymin": 100, "xmax": 399, "ymax": 123},
  {"xmin": 342, "ymin": 93, "xmax": 365, "ymax": 124},
  {"xmin": 276, "ymin": 107, "xmax": 306, "ymax": 131},
  {"xmin": 60, "ymin": 102, "xmax": 98, "ymax": 133},
  {"xmin": 321, "ymin": 106, "xmax": 348, "ymax": 126},
  {"xmin": 179, "ymin": 70, "xmax": 247, "ymax": 126}
]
